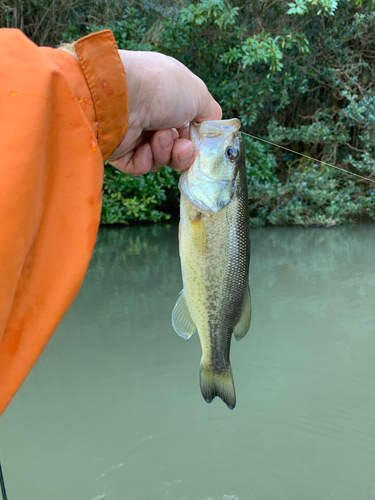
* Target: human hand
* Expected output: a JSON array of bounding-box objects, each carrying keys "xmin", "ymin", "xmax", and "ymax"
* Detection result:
[{"xmin": 107, "ymin": 50, "xmax": 222, "ymax": 176}]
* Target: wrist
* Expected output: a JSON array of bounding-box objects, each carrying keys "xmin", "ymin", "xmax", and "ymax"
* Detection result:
[{"xmin": 118, "ymin": 50, "xmax": 147, "ymax": 128}]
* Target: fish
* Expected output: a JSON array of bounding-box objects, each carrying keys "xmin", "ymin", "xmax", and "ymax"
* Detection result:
[{"xmin": 172, "ymin": 118, "xmax": 251, "ymax": 410}]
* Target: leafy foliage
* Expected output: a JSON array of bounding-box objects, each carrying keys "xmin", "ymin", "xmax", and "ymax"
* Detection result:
[
  {"xmin": 2, "ymin": 0, "xmax": 375, "ymax": 225},
  {"xmin": 141, "ymin": 0, "xmax": 375, "ymax": 226},
  {"xmin": 101, "ymin": 166, "xmax": 179, "ymax": 224}
]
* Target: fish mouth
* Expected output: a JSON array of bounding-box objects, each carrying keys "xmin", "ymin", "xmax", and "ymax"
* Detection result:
[{"xmin": 192, "ymin": 118, "xmax": 241, "ymax": 138}]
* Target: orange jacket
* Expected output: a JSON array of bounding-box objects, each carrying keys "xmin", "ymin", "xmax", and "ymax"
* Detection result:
[{"xmin": 0, "ymin": 29, "xmax": 128, "ymax": 416}]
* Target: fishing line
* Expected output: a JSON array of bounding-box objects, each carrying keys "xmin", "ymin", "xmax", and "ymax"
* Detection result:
[
  {"xmin": 240, "ymin": 131, "xmax": 375, "ymax": 185},
  {"xmin": 0, "ymin": 461, "xmax": 7, "ymax": 500}
]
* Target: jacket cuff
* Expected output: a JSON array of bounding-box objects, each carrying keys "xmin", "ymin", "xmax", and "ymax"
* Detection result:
[{"xmin": 74, "ymin": 30, "xmax": 128, "ymax": 161}]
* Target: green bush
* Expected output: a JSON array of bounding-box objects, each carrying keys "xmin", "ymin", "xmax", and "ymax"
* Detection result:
[
  {"xmin": 96, "ymin": 0, "xmax": 375, "ymax": 226},
  {"xmin": 2, "ymin": 0, "xmax": 375, "ymax": 226},
  {"xmin": 101, "ymin": 166, "xmax": 179, "ymax": 224}
]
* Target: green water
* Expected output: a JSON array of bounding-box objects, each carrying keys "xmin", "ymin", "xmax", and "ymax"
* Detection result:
[{"xmin": 1, "ymin": 224, "xmax": 375, "ymax": 500}]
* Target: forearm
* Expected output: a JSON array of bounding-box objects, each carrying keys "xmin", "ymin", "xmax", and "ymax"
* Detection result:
[{"xmin": 0, "ymin": 29, "xmax": 128, "ymax": 416}]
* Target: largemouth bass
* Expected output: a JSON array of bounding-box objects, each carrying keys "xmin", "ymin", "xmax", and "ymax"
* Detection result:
[{"xmin": 172, "ymin": 118, "xmax": 251, "ymax": 410}]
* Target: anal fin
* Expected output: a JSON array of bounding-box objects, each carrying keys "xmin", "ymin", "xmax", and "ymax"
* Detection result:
[{"xmin": 233, "ymin": 286, "xmax": 251, "ymax": 341}]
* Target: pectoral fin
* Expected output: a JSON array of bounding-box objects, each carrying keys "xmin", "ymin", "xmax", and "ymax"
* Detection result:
[
  {"xmin": 233, "ymin": 286, "xmax": 251, "ymax": 341},
  {"xmin": 172, "ymin": 290, "xmax": 196, "ymax": 340}
]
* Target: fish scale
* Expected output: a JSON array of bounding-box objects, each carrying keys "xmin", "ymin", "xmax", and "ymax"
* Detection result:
[{"xmin": 172, "ymin": 119, "xmax": 251, "ymax": 409}]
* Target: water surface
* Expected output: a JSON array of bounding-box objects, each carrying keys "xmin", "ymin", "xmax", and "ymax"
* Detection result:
[{"xmin": 1, "ymin": 224, "xmax": 375, "ymax": 500}]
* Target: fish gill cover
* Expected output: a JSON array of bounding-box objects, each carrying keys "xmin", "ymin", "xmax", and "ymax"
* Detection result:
[{"xmin": 179, "ymin": 119, "xmax": 242, "ymax": 215}]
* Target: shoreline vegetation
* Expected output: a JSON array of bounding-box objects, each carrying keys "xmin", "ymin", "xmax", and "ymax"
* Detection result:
[{"xmin": 2, "ymin": 0, "xmax": 375, "ymax": 226}]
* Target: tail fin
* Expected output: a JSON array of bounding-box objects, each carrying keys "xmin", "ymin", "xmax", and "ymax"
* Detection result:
[{"xmin": 200, "ymin": 363, "xmax": 236, "ymax": 410}]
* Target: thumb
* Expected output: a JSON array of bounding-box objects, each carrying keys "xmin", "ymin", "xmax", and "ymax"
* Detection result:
[{"xmin": 194, "ymin": 85, "xmax": 222, "ymax": 123}]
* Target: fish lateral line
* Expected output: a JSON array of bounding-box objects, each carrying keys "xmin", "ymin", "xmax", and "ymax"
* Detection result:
[{"xmin": 240, "ymin": 131, "xmax": 375, "ymax": 185}]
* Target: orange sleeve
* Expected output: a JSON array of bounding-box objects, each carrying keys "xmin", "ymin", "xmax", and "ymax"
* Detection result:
[{"xmin": 0, "ymin": 29, "xmax": 128, "ymax": 416}]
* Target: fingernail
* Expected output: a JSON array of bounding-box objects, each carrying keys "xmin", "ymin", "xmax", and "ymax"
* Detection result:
[
  {"xmin": 178, "ymin": 147, "xmax": 194, "ymax": 165},
  {"xmin": 158, "ymin": 130, "xmax": 173, "ymax": 150}
]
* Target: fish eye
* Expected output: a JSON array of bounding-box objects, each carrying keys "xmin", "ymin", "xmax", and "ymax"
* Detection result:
[{"xmin": 226, "ymin": 146, "xmax": 239, "ymax": 161}]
